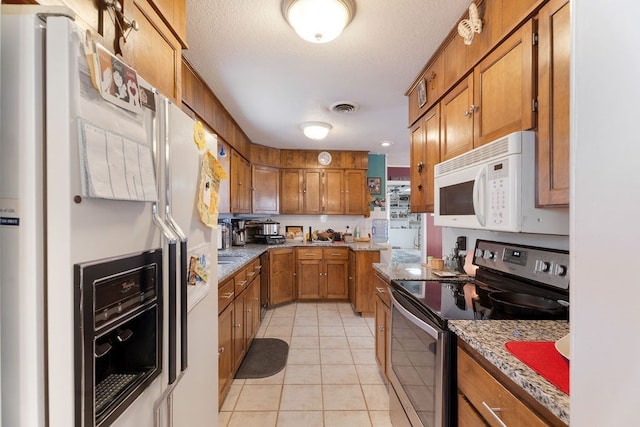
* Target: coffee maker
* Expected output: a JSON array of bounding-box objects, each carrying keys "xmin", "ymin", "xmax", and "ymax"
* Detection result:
[{"xmin": 231, "ymin": 219, "xmax": 246, "ymax": 246}]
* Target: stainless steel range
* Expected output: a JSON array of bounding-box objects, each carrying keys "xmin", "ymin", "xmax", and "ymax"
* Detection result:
[{"xmin": 388, "ymin": 240, "xmax": 569, "ymax": 427}]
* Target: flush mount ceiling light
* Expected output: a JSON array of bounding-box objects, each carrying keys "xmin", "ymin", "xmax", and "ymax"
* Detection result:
[
  {"xmin": 380, "ymin": 141, "xmax": 394, "ymax": 148},
  {"xmin": 300, "ymin": 121, "xmax": 332, "ymax": 140},
  {"xmin": 282, "ymin": 0, "xmax": 356, "ymax": 43}
]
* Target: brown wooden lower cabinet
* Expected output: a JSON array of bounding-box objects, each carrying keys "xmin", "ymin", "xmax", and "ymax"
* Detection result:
[
  {"xmin": 217, "ymin": 301, "xmax": 234, "ymax": 404},
  {"xmin": 457, "ymin": 341, "xmax": 567, "ymax": 427},
  {"xmin": 296, "ymin": 248, "xmax": 348, "ymax": 300},
  {"xmin": 373, "ymin": 272, "xmax": 391, "ymax": 381},
  {"xmin": 268, "ymin": 248, "xmax": 296, "ymax": 306},
  {"xmin": 218, "ymin": 257, "xmax": 262, "ymax": 407},
  {"xmin": 349, "ymin": 250, "xmax": 381, "ymax": 314}
]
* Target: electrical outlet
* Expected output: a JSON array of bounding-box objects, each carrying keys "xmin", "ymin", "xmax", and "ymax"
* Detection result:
[{"xmin": 456, "ymin": 236, "xmax": 467, "ymax": 251}]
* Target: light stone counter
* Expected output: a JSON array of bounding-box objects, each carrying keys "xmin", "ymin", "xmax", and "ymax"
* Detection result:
[
  {"xmin": 449, "ymin": 320, "xmax": 570, "ymax": 424},
  {"xmin": 218, "ymin": 242, "xmax": 386, "ymax": 283},
  {"xmin": 372, "ymin": 262, "xmax": 472, "ymax": 282}
]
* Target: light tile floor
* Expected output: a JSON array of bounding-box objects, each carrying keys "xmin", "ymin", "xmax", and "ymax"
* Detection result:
[{"xmin": 219, "ymin": 302, "xmax": 392, "ymax": 427}]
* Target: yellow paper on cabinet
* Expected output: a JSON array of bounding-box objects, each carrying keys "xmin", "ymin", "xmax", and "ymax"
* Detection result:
[{"xmin": 197, "ymin": 151, "xmax": 227, "ymax": 227}]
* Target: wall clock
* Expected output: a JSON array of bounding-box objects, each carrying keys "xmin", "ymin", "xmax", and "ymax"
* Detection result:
[{"xmin": 318, "ymin": 151, "xmax": 332, "ymax": 166}]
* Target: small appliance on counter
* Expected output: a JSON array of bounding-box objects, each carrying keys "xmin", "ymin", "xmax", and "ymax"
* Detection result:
[
  {"xmin": 218, "ymin": 219, "xmax": 231, "ymax": 250},
  {"xmin": 246, "ymin": 219, "xmax": 285, "ymax": 244},
  {"xmin": 231, "ymin": 219, "xmax": 246, "ymax": 246}
]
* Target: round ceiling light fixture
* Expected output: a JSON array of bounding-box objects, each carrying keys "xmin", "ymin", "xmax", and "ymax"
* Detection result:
[
  {"xmin": 380, "ymin": 141, "xmax": 394, "ymax": 148},
  {"xmin": 300, "ymin": 121, "xmax": 332, "ymax": 140},
  {"xmin": 282, "ymin": 0, "xmax": 356, "ymax": 44}
]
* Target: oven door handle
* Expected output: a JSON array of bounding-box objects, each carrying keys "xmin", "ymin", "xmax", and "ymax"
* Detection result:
[{"xmin": 391, "ymin": 292, "xmax": 441, "ymax": 340}]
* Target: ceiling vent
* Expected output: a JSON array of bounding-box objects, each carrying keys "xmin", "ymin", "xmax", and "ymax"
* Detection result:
[{"xmin": 330, "ymin": 101, "xmax": 359, "ymax": 113}]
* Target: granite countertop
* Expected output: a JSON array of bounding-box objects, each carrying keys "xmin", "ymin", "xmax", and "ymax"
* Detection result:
[
  {"xmin": 372, "ymin": 262, "xmax": 472, "ymax": 282},
  {"xmin": 449, "ymin": 320, "xmax": 570, "ymax": 424},
  {"xmin": 218, "ymin": 242, "xmax": 386, "ymax": 283}
]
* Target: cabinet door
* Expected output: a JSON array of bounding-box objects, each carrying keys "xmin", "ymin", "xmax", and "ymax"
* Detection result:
[
  {"xmin": 232, "ymin": 295, "xmax": 245, "ymax": 371},
  {"xmin": 268, "ymin": 248, "xmax": 295, "ymax": 305},
  {"xmin": 325, "ymin": 260, "xmax": 348, "ymax": 299},
  {"xmin": 424, "ymin": 104, "xmax": 441, "ymax": 212},
  {"xmin": 230, "ymin": 150, "xmax": 251, "ymax": 214},
  {"xmin": 244, "ymin": 278, "xmax": 260, "ymax": 346},
  {"xmin": 303, "ymin": 170, "xmax": 323, "ymax": 214},
  {"xmin": 537, "ymin": 0, "xmax": 570, "ymax": 206},
  {"xmin": 120, "ymin": 0, "xmax": 182, "ymax": 102},
  {"xmin": 280, "ymin": 170, "xmax": 303, "ymax": 214},
  {"xmin": 441, "ymin": 74, "xmax": 474, "ymax": 161},
  {"xmin": 410, "ymin": 120, "xmax": 428, "ymax": 212},
  {"xmin": 344, "ymin": 170, "xmax": 366, "ymax": 215},
  {"xmin": 323, "ymin": 169, "xmax": 344, "ymax": 214},
  {"xmin": 218, "ymin": 303, "xmax": 234, "ymax": 404},
  {"xmin": 473, "ymin": 20, "xmax": 534, "ymax": 147},
  {"xmin": 297, "ymin": 259, "xmax": 322, "ymax": 299},
  {"xmin": 374, "ymin": 296, "xmax": 390, "ymax": 380},
  {"xmin": 252, "ymin": 165, "xmax": 279, "ymax": 214}
]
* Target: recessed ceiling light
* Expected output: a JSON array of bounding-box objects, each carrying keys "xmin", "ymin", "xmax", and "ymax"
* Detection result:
[{"xmin": 380, "ymin": 141, "xmax": 394, "ymax": 147}]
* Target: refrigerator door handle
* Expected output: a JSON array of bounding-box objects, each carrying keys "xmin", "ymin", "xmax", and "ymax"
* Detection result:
[
  {"xmin": 152, "ymin": 204, "xmax": 179, "ymax": 384},
  {"xmin": 166, "ymin": 216, "xmax": 188, "ymax": 373}
]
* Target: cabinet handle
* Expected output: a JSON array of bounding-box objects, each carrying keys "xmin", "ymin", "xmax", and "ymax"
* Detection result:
[
  {"xmin": 469, "ymin": 104, "xmax": 478, "ymax": 112},
  {"xmin": 378, "ymin": 325, "xmax": 384, "ymax": 331},
  {"xmin": 247, "ymin": 309, "xmax": 251, "ymax": 313},
  {"xmin": 481, "ymin": 402, "xmax": 508, "ymax": 427},
  {"xmin": 222, "ymin": 292, "xmax": 234, "ymax": 299},
  {"xmin": 238, "ymin": 280, "xmax": 247, "ymax": 287},
  {"xmin": 417, "ymin": 162, "xmax": 424, "ymax": 173},
  {"xmin": 464, "ymin": 110, "xmax": 472, "ymax": 117},
  {"xmin": 219, "ymin": 346, "xmax": 224, "ymax": 354},
  {"xmin": 254, "ymin": 265, "xmax": 262, "ymax": 271},
  {"xmin": 330, "ymin": 253, "xmax": 341, "ymax": 256},
  {"xmin": 234, "ymin": 324, "xmax": 241, "ymax": 328},
  {"xmin": 375, "ymin": 287, "xmax": 386, "ymax": 293},
  {"xmin": 418, "ymin": 184, "xmax": 423, "ymax": 191},
  {"xmin": 304, "ymin": 253, "xmax": 315, "ymax": 256},
  {"xmin": 247, "ymin": 271, "xmax": 255, "ymax": 277}
]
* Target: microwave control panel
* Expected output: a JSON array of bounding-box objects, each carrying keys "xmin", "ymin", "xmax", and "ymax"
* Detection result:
[{"xmin": 487, "ymin": 159, "xmax": 511, "ymax": 226}]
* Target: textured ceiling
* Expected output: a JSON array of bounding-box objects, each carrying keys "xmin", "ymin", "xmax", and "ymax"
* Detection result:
[{"xmin": 184, "ymin": 0, "xmax": 471, "ymax": 166}]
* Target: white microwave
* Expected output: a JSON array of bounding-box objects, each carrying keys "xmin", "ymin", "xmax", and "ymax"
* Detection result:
[{"xmin": 434, "ymin": 131, "xmax": 568, "ymax": 235}]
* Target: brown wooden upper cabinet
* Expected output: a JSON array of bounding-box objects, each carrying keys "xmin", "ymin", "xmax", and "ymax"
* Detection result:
[
  {"xmin": 441, "ymin": 20, "xmax": 535, "ymax": 162},
  {"xmin": 230, "ymin": 150, "xmax": 251, "ymax": 214},
  {"xmin": 344, "ymin": 170, "xmax": 368, "ymax": 215},
  {"xmin": 536, "ymin": 0, "xmax": 570, "ymax": 206},
  {"xmin": 251, "ymin": 165, "xmax": 279, "ymax": 214},
  {"xmin": 410, "ymin": 104, "xmax": 441, "ymax": 213},
  {"xmin": 280, "ymin": 168, "xmax": 367, "ymax": 215}
]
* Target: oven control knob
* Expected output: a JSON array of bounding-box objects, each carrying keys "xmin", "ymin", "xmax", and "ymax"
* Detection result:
[
  {"xmin": 539, "ymin": 261, "xmax": 551, "ymax": 273},
  {"xmin": 554, "ymin": 264, "xmax": 568, "ymax": 276},
  {"xmin": 117, "ymin": 303, "xmax": 123, "ymax": 313},
  {"xmin": 483, "ymin": 251, "xmax": 495, "ymax": 260}
]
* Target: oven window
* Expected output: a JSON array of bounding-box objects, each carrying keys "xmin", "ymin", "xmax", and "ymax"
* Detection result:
[
  {"xmin": 439, "ymin": 181, "xmax": 474, "ymax": 215},
  {"xmin": 390, "ymin": 303, "xmax": 441, "ymax": 427}
]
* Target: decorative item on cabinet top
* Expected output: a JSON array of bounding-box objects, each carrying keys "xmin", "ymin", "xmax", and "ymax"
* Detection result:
[{"xmin": 457, "ymin": 2, "xmax": 483, "ymax": 45}]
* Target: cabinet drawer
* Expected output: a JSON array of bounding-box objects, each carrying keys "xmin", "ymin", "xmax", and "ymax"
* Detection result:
[
  {"xmin": 374, "ymin": 273, "xmax": 391, "ymax": 307},
  {"xmin": 323, "ymin": 248, "xmax": 348, "ymax": 260},
  {"xmin": 245, "ymin": 258, "xmax": 261, "ymax": 282},
  {"xmin": 458, "ymin": 348, "xmax": 548, "ymax": 427},
  {"xmin": 297, "ymin": 248, "xmax": 323, "ymax": 259},
  {"xmin": 234, "ymin": 268, "xmax": 249, "ymax": 295},
  {"xmin": 458, "ymin": 393, "xmax": 488, "ymax": 427},
  {"xmin": 218, "ymin": 279, "xmax": 235, "ymax": 314}
]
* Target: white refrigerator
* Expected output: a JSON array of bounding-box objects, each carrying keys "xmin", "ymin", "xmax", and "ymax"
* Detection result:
[{"xmin": 0, "ymin": 5, "xmax": 218, "ymax": 427}]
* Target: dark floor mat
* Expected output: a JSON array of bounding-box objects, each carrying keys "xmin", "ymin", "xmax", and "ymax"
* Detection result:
[{"xmin": 234, "ymin": 338, "xmax": 289, "ymax": 379}]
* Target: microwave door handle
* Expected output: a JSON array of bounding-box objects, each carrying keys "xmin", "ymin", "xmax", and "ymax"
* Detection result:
[{"xmin": 473, "ymin": 166, "xmax": 487, "ymax": 226}]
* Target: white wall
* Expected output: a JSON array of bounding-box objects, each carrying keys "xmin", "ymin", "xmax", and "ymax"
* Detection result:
[{"xmin": 571, "ymin": 1, "xmax": 640, "ymax": 425}]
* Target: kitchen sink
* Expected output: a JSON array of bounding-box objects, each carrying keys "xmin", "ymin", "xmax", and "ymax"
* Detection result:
[{"xmin": 217, "ymin": 256, "xmax": 244, "ymax": 265}]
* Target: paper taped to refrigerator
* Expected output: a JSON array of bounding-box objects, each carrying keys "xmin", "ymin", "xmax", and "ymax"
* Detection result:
[{"xmin": 78, "ymin": 120, "xmax": 158, "ymax": 201}]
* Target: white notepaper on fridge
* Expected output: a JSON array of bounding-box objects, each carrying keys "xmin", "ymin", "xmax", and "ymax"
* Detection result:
[{"xmin": 78, "ymin": 120, "xmax": 158, "ymax": 201}]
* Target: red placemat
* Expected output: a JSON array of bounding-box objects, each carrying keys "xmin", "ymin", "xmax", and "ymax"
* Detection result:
[{"xmin": 505, "ymin": 341, "xmax": 569, "ymax": 395}]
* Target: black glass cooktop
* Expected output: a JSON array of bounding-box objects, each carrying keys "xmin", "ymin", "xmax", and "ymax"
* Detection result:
[{"xmin": 390, "ymin": 278, "xmax": 568, "ymax": 328}]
